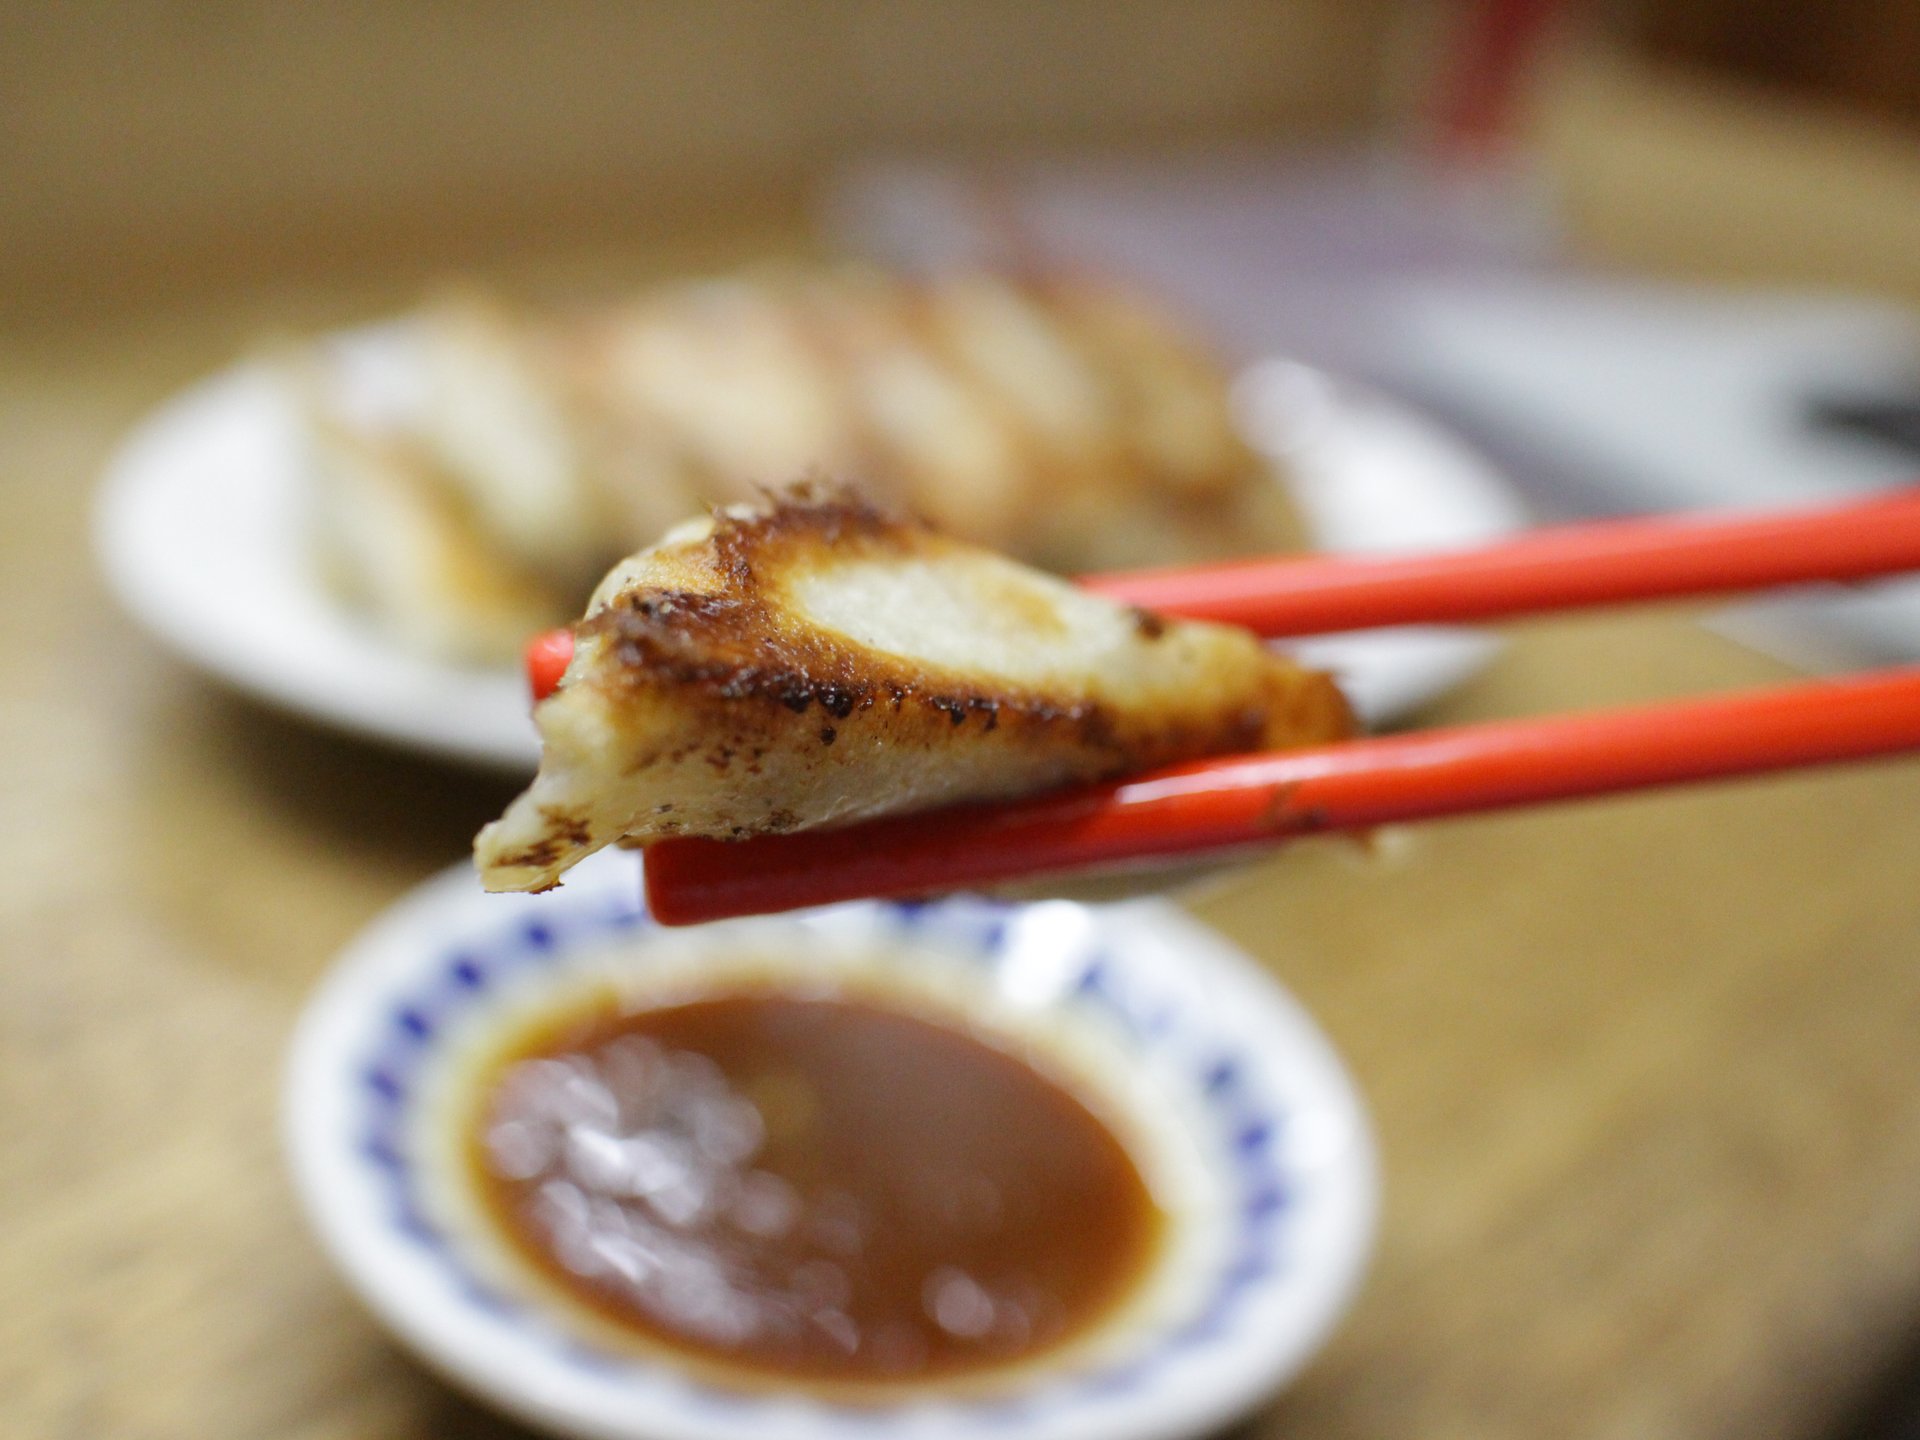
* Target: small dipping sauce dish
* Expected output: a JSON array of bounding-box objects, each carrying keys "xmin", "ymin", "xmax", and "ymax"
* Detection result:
[{"xmin": 286, "ymin": 852, "xmax": 1375, "ymax": 1440}]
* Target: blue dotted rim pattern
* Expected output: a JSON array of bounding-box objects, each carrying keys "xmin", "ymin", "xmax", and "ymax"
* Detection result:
[{"xmin": 352, "ymin": 893, "xmax": 1298, "ymax": 1422}]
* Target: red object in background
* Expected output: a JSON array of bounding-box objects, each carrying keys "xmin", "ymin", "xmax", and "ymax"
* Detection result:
[{"xmin": 1427, "ymin": 0, "xmax": 1569, "ymax": 164}]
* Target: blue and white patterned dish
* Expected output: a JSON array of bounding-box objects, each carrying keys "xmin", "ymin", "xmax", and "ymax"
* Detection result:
[{"xmin": 285, "ymin": 851, "xmax": 1377, "ymax": 1440}]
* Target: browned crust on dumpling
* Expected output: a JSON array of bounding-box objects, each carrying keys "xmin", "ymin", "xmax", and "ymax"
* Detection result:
[
  {"xmin": 575, "ymin": 486, "xmax": 1342, "ymax": 761},
  {"xmin": 476, "ymin": 485, "xmax": 1350, "ymax": 890}
]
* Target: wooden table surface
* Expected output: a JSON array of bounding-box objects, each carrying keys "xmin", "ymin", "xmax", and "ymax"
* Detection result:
[{"xmin": 8, "ymin": 262, "xmax": 1920, "ymax": 1440}]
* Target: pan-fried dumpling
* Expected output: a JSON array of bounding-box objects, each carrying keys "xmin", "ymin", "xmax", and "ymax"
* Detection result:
[{"xmin": 476, "ymin": 486, "xmax": 1350, "ymax": 892}]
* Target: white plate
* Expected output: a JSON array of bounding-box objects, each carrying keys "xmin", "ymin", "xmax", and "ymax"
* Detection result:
[
  {"xmin": 95, "ymin": 336, "xmax": 1526, "ymax": 771},
  {"xmin": 284, "ymin": 855, "xmax": 1376, "ymax": 1440}
]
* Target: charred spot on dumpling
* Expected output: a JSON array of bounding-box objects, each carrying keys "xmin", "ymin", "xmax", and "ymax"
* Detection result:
[
  {"xmin": 536, "ymin": 806, "xmax": 593, "ymax": 848},
  {"xmin": 709, "ymin": 482, "xmax": 899, "ymax": 584},
  {"xmin": 497, "ymin": 835, "xmax": 570, "ymax": 870}
]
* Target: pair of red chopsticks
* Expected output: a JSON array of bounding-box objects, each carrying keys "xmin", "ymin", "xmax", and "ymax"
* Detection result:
[{"xmin": 525, "ymin": 490, "xmax": 1920, "ymax": 926}]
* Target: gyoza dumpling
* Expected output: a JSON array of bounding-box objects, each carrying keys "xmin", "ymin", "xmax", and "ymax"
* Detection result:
[
  {"xmin": 476, "ymin": 486, "xmax": 1350, "ymax": 892},
  {"xmin": 303, "ymin": 413, "xmax": 568, "ymax": 663},
  {"xmin": 298, "ymin": 267, "xmax": 1314, "ymax": 665}
]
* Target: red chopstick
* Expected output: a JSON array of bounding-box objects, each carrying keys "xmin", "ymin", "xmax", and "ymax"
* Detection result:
[
  {"xmin": 1078, "ymin": 487, "xmax": 1920, "ymax": 637},
  {"xmin": 512, "ymin": 487, "xmax": 1920, "ymax": 922},
  {"xmin": 524, "ymin": 488, "xmax": 1920, "ymax": 699},
  {"xmin": 642, "ymin": 666, "xmax": 1920, "ymax": 924}
]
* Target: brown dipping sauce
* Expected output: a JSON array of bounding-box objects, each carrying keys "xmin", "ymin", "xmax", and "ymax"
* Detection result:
[{"xmin": 468, "ymin": 991, "xmax": 1163, "ymax": 1387}]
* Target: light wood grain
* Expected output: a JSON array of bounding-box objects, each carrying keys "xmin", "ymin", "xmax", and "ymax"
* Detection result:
[{"xmin": 8, "ymin": 257, "xmax": 1920, "ymax": 1440}]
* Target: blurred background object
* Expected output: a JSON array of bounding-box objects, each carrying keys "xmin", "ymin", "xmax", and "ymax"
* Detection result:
[
  {"xmin": 1621, "ymin": 0, "xmax": 1920, "ymax": 133},
  {"xmin": 6, "ymin": 0, "xmax": 1920, "ymax": 317},
  {"xmin": 817, "ymin": 0, "xmax": 1920, "ymax": 665},
  {"xmin": 1, "ymin": 0, "xmax": 1395, "ymax": 318}
]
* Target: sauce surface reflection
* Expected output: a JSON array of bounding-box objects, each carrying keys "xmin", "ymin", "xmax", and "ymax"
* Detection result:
[{"xmin": 470, "ymin": 993, "xmax": 1163, "ymax": 1385}]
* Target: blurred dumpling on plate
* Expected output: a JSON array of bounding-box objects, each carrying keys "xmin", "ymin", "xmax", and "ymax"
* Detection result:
[{"xmin": 289, "ymin": 265, "xmax": 1309, "ymax": 664}]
